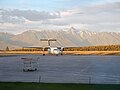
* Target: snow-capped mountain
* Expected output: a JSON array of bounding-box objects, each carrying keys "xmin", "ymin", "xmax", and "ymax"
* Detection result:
[{"xmin": 0, "ymin": 27, "xmax": 120, "ymax": 50}]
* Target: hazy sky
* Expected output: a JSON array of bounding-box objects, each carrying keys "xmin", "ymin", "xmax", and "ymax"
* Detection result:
[{"xmin": 0, "ymin": 0, "xmax": 120, "ymax": 34}]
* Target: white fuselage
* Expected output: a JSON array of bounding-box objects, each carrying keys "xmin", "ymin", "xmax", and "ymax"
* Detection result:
[{"xmin": 48, "ymin": 47, "xmax": 61, "ymax": 55}]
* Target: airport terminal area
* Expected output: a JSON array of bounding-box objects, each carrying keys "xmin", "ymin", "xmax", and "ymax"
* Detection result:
[{"xmin": 0, "ymin": 55, "xmax": 120, "ymax": 84}]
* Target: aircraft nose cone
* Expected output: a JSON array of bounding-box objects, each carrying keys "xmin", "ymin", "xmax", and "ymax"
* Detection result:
[{"xmin": 54, "ymin": 50, "xmax": 59, "ymax": 54}]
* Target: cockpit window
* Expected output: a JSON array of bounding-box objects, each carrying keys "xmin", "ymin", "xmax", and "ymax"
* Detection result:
[{"xmin": 54, "ymin": 49, "xmax": 58, "ymax": 50}]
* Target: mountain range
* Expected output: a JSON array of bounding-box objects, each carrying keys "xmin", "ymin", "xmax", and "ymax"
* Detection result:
[{"xmin": 0, "ymin": 27, "xmax": 120, "ymax": 50}]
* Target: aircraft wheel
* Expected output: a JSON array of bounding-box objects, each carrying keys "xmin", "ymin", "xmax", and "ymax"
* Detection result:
[{"xmin": 23, "ymin": 69, "xmax": 26, "ymax": 72}]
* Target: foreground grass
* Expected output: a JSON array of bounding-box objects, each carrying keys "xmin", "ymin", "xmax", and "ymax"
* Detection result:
[{"xmin": 0, "ymin": 82, "xmax": 120, "ymax": 90}]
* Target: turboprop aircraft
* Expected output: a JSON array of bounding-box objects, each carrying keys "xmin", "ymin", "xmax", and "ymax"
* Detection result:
[
  {"xmin": 23, "ymin": 38, "xmax": 64, "ymax": 56},
  {"xmin": 22, "ymin": 30, "xmax": 64, "ymax": 56},
  {"xmin": 40, "ymin": 39, "xmax": 64, "ymax": 56}
]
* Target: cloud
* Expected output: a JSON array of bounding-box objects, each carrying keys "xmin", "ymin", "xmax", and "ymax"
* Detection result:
[
  {"xmin": 51, "ymin": 2, "xmax": 120, "ymax": 32},
  {"xmin": 58, "ymin": 2, "xmax": 120, "ymax": 23},
  {"xmin": 0, "ymin": 14, "xmax": 26, "ymax": 24},
  {"xmin": 85, "ymin": 2, "xmax": 120, "ymax": 14},
  {"xmin": 0, "ymin": 9, "xmax": 60, "ymax": 23},
  {"xmin": 0, "ymin": 1, "xmax": 120, "ymax": 33}
]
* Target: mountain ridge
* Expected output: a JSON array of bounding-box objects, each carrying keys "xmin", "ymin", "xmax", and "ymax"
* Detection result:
[{"xmin": 0, "ymin": 28, "xmax": 120, "ymax": 50}]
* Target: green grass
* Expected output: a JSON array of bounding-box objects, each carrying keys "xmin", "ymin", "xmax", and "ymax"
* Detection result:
[{"xmin": 0, "ymin": 82, "xmax": 120, "ymax": 90}]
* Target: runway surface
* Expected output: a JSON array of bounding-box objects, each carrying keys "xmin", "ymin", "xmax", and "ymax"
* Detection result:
[{"xmin": 0, "ymin": 55, "xmax": 120, "ymax": 84}]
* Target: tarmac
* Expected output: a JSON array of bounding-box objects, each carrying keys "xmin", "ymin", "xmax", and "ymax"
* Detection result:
[{"xmin": 0, "ymin": 54, "xmax": 120, "ymax": 84}]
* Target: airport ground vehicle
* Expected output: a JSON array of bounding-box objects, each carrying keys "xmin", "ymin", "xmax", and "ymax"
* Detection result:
[{"xmin": 22, "ymin": 58, "xmax": 39, "ymax": 72}]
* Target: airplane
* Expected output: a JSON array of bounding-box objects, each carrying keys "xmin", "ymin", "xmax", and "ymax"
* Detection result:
[
  {"xmin": 40, "ymin": 39, "xmax": 64, "ymax": 56},
  {"xmin": 23, "ymin": 31, "xmax": 64, "ymax": 56},
  {"xmin": 23, "ymin": 38, "xmax": 64, "ymax": 56}
]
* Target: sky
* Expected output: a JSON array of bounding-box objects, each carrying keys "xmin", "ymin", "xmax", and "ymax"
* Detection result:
[{"xmin": 0, "ymin": 0, "xmax": 120, "ymax": 34}]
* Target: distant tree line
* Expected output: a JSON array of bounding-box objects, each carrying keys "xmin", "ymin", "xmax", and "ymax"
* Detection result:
[
  {"xmin": 64, "ymin": 45, "xmax": 120, "ymax": 51},
  {"xmin": 4, "ymin": 45, "xmax": 120, "ymax": 51},
  {"xmin": 11, "ymin": 47, "xmax": 48, "ymax": 51},
  {"xmin": 12, "ymin": 48, "xmax": 43, "ymax": 51},
  {"xmin": 6, "ymin": 46, "xmax": 9, "ymax": 51}
]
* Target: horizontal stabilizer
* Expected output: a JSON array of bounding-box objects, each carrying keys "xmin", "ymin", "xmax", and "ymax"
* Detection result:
[{"xmin": 40, "ymin": 39, "xmax": 57, "ymax": 41}]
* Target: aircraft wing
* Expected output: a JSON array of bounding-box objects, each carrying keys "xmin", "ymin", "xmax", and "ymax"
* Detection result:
[
  {"xmin": 57, "ymin": 47, "xmax": 64, "ymax": 51},
  {"xmin": 23, "ymin": 46, "xmax": 51, "ymax": 49},
  {"xmin": 23, "ymin": 46, "xmax": 42, "ymax": 49}
]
